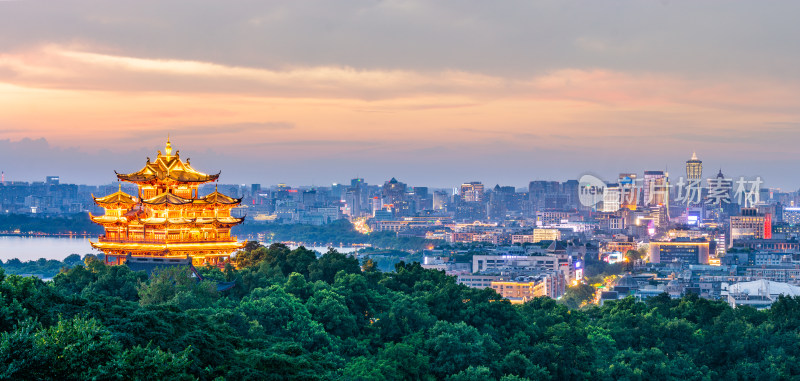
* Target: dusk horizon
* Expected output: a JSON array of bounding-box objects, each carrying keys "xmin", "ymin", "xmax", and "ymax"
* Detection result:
[{"xmin": 2, "ymin": 1, "xmax": 800, "ymax": 190}]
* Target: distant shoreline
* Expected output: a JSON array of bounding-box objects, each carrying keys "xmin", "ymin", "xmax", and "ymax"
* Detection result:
[{"xmin": 0, "ymin": 232, "xmax": 95, "ymax": 238}]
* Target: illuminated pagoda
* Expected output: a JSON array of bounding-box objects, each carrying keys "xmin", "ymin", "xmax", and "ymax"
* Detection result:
[{"xmin": 90, "ymin": 139, "xmax": 245, "ymax": 266}]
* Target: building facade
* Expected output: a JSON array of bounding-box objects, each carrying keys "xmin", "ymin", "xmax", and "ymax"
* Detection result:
[{"xmin": 90, "ymin": 139, "xmax": 245, "ymax": 266}]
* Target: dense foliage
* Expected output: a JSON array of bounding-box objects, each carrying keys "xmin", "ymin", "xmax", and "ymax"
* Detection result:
[
  {"xmin": 0, "ymin": 253, "xmax": 86, "ymax": 278},
  {"xmin": 0, "ymin": 213, "xmax": 103, "ymax": 235},
  {"xmin": 1, "ymin": 243, "xmax": 800, "ymax": 379},
  {"xmin": 234, "ymin": 220, "xmax": 437, "ymax": 251}
]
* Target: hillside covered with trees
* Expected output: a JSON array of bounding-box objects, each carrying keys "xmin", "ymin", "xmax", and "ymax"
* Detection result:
[
  {"xmin": 1, "ymin": 243, "xmax": 800, "ymax": 379},
  {"xmin": 234, "ymin": 220, "xmax": 436, "ymax": 251},
  {"xmin": 0, "ymin": 213, "xmax": 103, "ymax": 235}
]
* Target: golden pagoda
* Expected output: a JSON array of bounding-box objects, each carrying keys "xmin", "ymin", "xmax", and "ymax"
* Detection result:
[{"xmin": 90, "ymin": 139, "xmax": 245, "ymax": 266}]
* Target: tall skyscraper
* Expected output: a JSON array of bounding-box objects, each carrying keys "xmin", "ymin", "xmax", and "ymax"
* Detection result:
[
  {"xmin": 618, "ymin": 173, "xmax": 638, "ymax": 210},
  {"xmin": 460, "ymin": 181, "xmax": 484, "ymax": 202},
  {"xmin": 432, "ymin": 191, "xmax": 449, "ymax": 210},
  {"xmin": 350, "ymin": 178, "xmax": 364, "ymax": 188},
  {"xmin": 642, "ymin": 171, "xmax": 669, "ymax": 207},
  {"xmin": 686, "ymin": 152, "xmax": 702, "ymax": 181},
  {"xmin": 382, "ymin": 178, "xmax": 407, "ymax": 205}
]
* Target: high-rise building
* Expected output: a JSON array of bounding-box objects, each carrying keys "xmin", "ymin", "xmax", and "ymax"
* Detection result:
[
  {"xmin": 528, "ymin": 180, "xmax": 560, "ymax": 210},
  {"xmin": 602, "ymin": 183, "xmax": 621, "ymax": 212},
  {"xmin": 460, "ymin": 181, "xmax": 485, "ymax": 203},
  {"xmin": 371, "ymin": 196, "xmax": 382, "ymax": 213},
  {"xmin": 90, "ymin": 139, "xmax": 245, "ymax": 266},
  {"xmin": 730, "ymin": 208, "xmax": 770, "ymax": 245},
  {"xmin": 382, "ymin": 178, "xmax": 406, "ymax": 205},
  {"xmin": 344, "ymin": 188, "xmax": 361, "ymax": 217},
  {"xmin": 686, "ymin": 152, "xmax": 702, "ymax": 181},
  {"xmin": 618, "ymin": 173, "xmax": 638, "ymax": 210},
  {"xmin": 302, "ymin": 190, "xmax": 317, "ymax": 208},
  {"xmin": 642, "ymin": 171, "xmax": 669, "ymax": 207},
  {"xmin": 649, "ymin": 239, "xmax": 710, "ymax": 265},
  {"xmin": 783, "ymin": 206, "xmax": 800, "ymax": 225},
  {"xmin": 350, "ymin": 178, "xmax": 364, "ymax": 188},
  {"xmin": 433, "ymin": 191, "xmax": 449, "ymax": 210}
]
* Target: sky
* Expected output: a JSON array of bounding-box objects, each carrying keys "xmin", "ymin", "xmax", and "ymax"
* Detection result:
[{"xmin": 1, "ymin": 1, "xmax": 799, "ymax": 190}]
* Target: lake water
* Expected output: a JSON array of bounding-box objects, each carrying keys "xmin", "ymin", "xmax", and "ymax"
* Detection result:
[
  {"xmin": 0, "ymin": 236, "xmax": 98, "ymax": 261},
  {"xmin": 0, "ymin": 236, "xmax": 357, "ymax": 262}
]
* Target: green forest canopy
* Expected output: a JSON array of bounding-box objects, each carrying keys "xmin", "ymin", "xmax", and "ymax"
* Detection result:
[{"xmin": 1, "ymin": 242, "xmax": 799, "ymax": 380}]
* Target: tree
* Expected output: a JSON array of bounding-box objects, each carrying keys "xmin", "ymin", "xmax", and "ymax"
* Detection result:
[
  {"xmin": 308, "ymin": 250, "xmax": 361, "ymax": 283},
  {"xmin": 83, "ymin": 264, "xmax": 148, "ymax": 301},
  {"xmin": 237, "ymin": 286, "xmax": 331, "ymax": 351},
  {"xmin": 560, "ymin": 284, "xmax": 596, "ymax": 309},
  {"xmin": 445, "ymin": 366, "xmax": 494, "ymax": 381},
  {"xmin": 424, "ymin": 321, "xmax": 499, "ymax": 378},
  {"xmin": 89, "ymin": 345, "xmax": 194, "ymax": 380},
  {"xmin": 0, "ymin": 317, "xmax": 121, "ymax": 380},
  {"xmin": 306, "ymin": 289, "xmax": 358, "ymax": 337},
  {"xmin": 137, "ymin": 267, "xmax": 217, "ymax": 309},
  {"xmin": 63, "ymin": 254, "xmax": 83, "ymax": 266}
]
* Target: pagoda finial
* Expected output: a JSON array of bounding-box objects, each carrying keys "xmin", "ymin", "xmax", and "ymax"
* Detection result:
[
  {"xmin": 118, "ymin": 183, "xmax": 122, "ymax": 192},
  {"xmin": 165, "ymin": 136, "xmax": 173, "ymax": 156}
]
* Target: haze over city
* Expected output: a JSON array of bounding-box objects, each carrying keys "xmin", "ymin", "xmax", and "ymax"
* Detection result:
[{"xmin": 1, "ymin": 1, "xmax": 799, "ymax": 188}]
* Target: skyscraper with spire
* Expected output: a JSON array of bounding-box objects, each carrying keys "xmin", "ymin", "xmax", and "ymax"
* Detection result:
[{"xmin": 686, "ymin": 152, "xmax": 702, "ymax": 181}]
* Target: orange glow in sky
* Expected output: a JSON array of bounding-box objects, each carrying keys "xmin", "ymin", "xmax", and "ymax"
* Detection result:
[{"xmin": 1, "ymin": 2, "xmax": 799, "ymax": 187}]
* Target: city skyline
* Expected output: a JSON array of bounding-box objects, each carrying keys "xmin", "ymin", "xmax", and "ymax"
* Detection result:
[
  {"xmin": 2, "ymin": 2, "xmax": 800, "ymax": 188},
  {"xmin": 0, "ymin": 139, "xmax": 789, "ymax": 191}
]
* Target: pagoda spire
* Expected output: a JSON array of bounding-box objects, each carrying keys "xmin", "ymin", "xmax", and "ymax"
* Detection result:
[{"xmin": 165, "ymin": 135, "xmax": 173, "ymax": 156}]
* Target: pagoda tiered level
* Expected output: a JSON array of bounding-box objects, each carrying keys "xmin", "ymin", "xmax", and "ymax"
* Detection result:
[{"xmin": 90, "ymin": 139, "xmax": 245, "ymax": 266}]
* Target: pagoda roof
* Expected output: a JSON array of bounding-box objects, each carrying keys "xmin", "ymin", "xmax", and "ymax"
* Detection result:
[
  {"xmin": 136, "ymin": 217, "xmax": 198, "ymax": 225},
  {"xmin": 91, "ymin": 240, "xmax": 246, "ymax": 252},
  {"xmin": 195, "ymin": 216, "xmax": 245, "ymax": 225},
  {"xmin": 198, "ymin": 189, "xmax": 241, "ymax": 205},
  {"xmin": 90, "ymin": 214, "xmax": 129, "ymax": 225},
  {"xmin": 116, "ymin": 139, "xmax": 220, "ymax": 184},
  {"xmin": 135, "ymin": 216, "xmax": 244, "ymax": 226},
  {"xmin": 124, "ymin": 207, "xmax": 147, "ymax": 220},
  {"xmin": 142, "ymin": 192, "xmax": 193, "ymax": 205},
  {"xmin": 93, "ymin": 186, "xmax": 137, "ymax": 205}
]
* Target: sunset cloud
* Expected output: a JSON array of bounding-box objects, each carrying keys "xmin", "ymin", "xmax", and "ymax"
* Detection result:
[{"xmin": 0, "ymin": 2, "xmax": 799, "ymax": 188}]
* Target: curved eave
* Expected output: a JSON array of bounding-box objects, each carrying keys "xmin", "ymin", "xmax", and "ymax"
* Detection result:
[
  {"xmin": 115, "ymin": 171, "xmax": 220, "ymax": 185},
  {"xmin": 210, "ymin": 217, "xmax": 246, "ymax": 227},
  {"xmin": 90, "ymin": 214, "xmax": 129, "ymax": 225},
  {"xmin": 192, "ymin": 201, "xmax": 242, "ymax": 208},
  {"xmin": 91, "ymin": 241, "xmax": 245, "ymax": 251},
  {"xmin": 142, "ymin": 200, "xmax": 193, "ymax": 206},
  {"xmin": 142, "ymin": 192, "xmax": 193, "ymax": 206},
  {"xmin": 135, "ymin": 218, "xmax": 168, "ymax": 225},
  {"xmin": 168, "ymin": 172, "xmax": 220, "ymax": 183},
  {"xmin": 94, "ymin": 201, "xmax": 137, "ymax": 209}
]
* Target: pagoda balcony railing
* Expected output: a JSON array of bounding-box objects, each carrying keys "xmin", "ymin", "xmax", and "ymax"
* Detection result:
[{"xmin": 97, "ymin": 236, "xmax": 239, "ymax": 245}]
